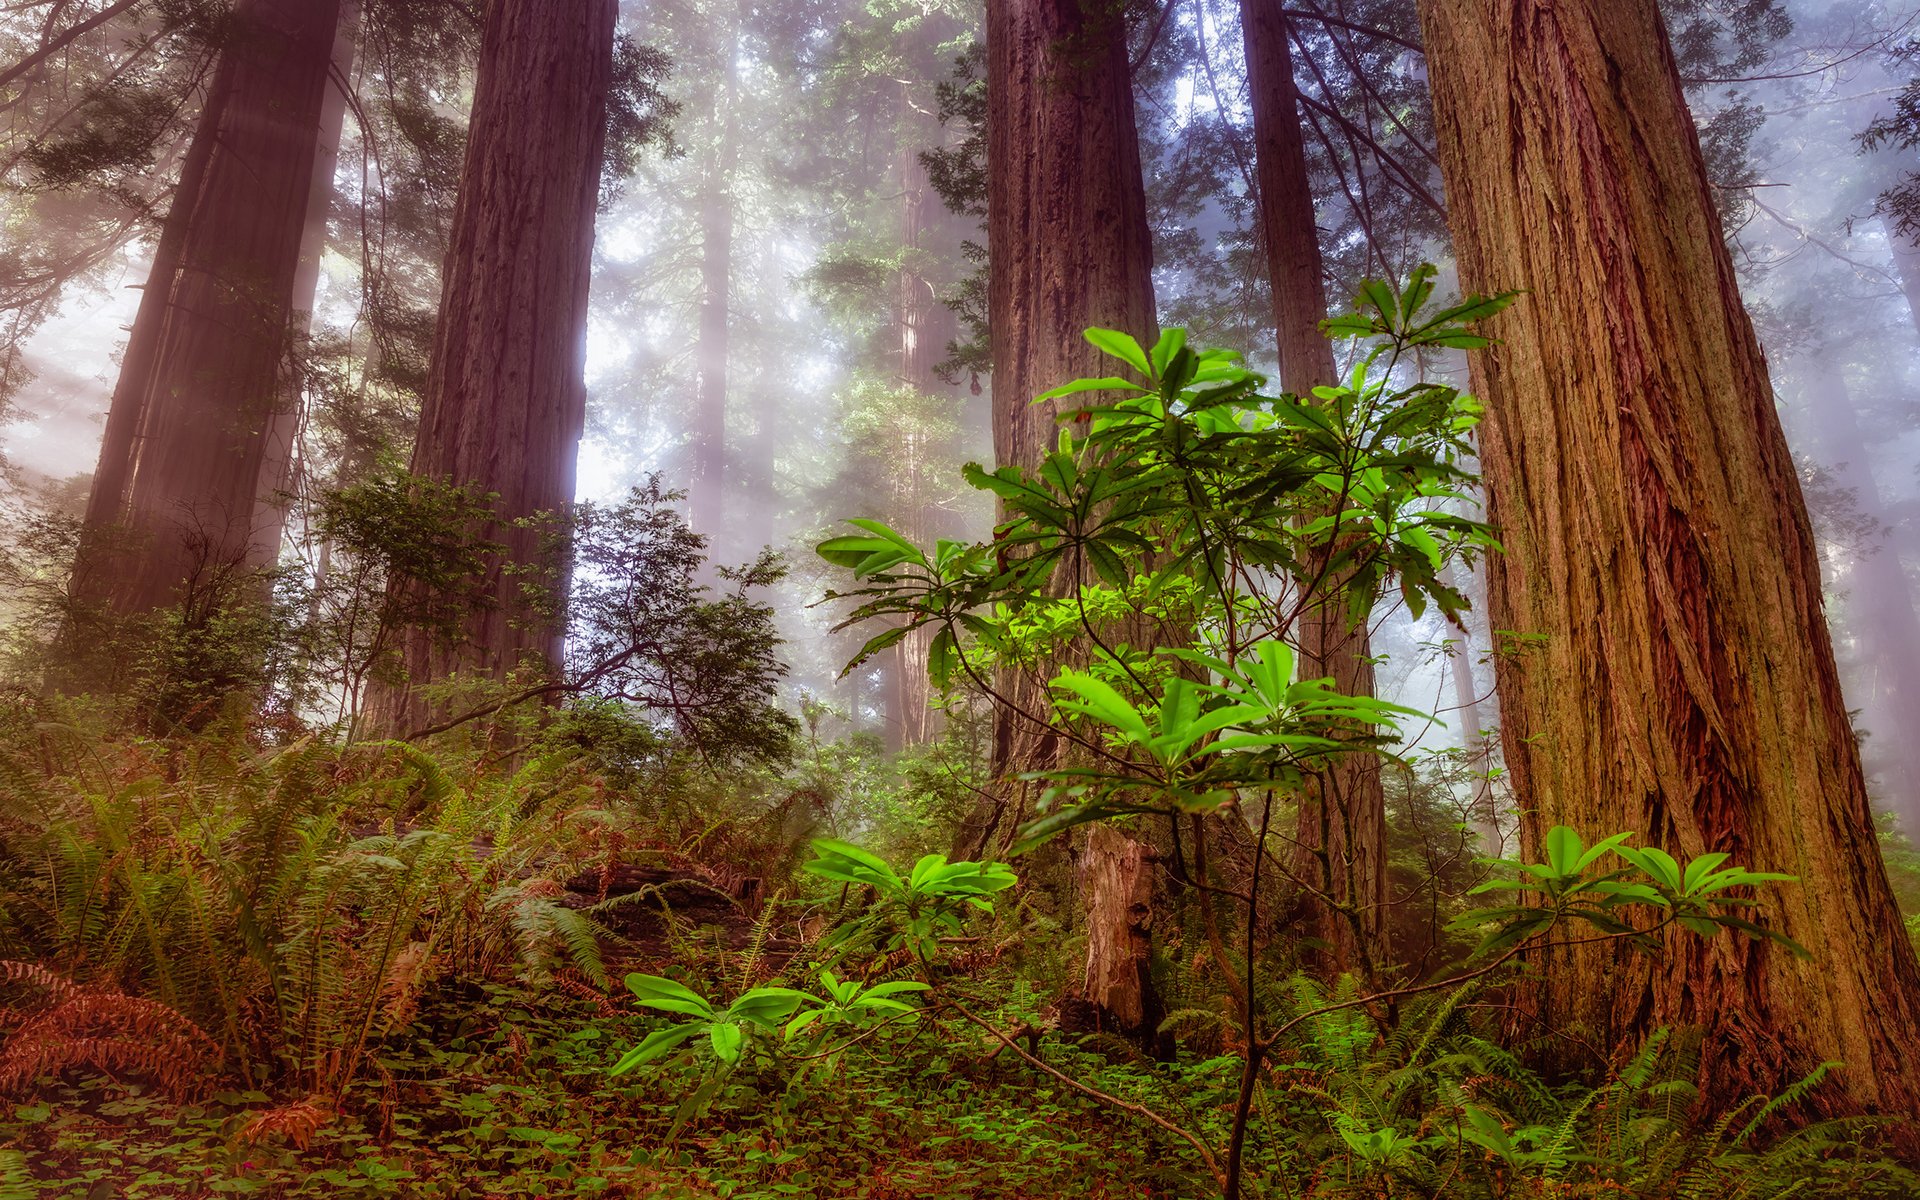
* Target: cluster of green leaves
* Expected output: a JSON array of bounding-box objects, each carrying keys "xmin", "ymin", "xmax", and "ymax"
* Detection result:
[
  {"xmin": 565, "ymin": 481, "xmax": 797, "ymax": 766},
  {"xmin": 0, "ymin": 713, "xmax": 625, "ymax": 1099},
  {"xmin": 608, "ymin": 838, "xmax": 1012, "ymax": 1080},
  {"xmin": 821, "ymin": 266, "xmax": 1509, "ymax": 848},
  {"xmin": 1461, "ymin": 825, "xmax": 1806, "ymax": 956}
]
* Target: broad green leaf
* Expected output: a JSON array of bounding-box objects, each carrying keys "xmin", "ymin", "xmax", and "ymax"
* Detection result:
[
  {"xmin": 624, "ymin": 973, "xmax": 714, "ymax": 1019},
  {"xmin": 1034, "ymin": 376, "xmax": 1144, "ymax": 401},
  {"xmin": 1083, "ymin": 327, "xmax": 1151, "ymax": 375},
  {"xmin": 1575, "ymin": 831, "xmax": 1635, "ymax": 872},
  {"xmin": 708, "ymin": 1022, "xmax": 745, "ymax": 1064},
  {"xmin": 1149, "ymin": 328, "xmax": 1188, "ymax": 375},
  {"xmin": 727, "ymin": 988, "xmax": 814, "ymax": 1030},
  {"xmin": 1681, "ymin": 852, "xmax": 1731, "ymax": 895},
  {"xmin": 803, "ymin": 838, "xmax": 904, "ymax": 891},
  {"xmin": 609, "ymin": 1023, "xmax": 705, "ymax": 1074},
  {"xmin": 1543, "ymin": 826, "xmax": 1584, "ymax": 878},
  {"xmin": 1615, "ymin": 845, "xmax": 1683, "ymax": 891}
]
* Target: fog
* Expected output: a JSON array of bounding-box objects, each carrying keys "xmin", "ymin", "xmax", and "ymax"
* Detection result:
[{"xmin": 2, "ymin": 0, "xmax": 1917, "ymax": 809}]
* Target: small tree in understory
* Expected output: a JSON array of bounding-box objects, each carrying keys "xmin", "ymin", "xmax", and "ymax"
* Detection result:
[
  {"xmin": 815, "ymin": 274, "xmax": 1815, "ymax": 1197},
  {"xmin": 561, "ymin": 481, "xmax": 796, "ymax": 766}
]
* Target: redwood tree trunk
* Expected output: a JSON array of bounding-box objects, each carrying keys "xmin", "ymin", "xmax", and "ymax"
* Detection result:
[
  {"xmin": 979, "ymin": 0, "xmax": 1160, "ymax": 1038},
  {"xmin": 362, "ymin": 0, "xmax": 614, "ymax": 734},
  {"xmin": 71, "ymin": 0, "xmax": 343, "ymax": 623},
  {"xmin": 252, "ymin": 2, "xmax": 360, "ymax": 573},
  {"xmin": 892, "ymin": 101, "xmax": 957, "ymax": 749},
  {"xmin": 961, "ymin": 0, "xmax": 1157, "ymax": 854},
  {"xmin": 984, "ymin": 0, "xmax": 1158, "ymax": 783},
  {"xmin": 688, "ymin": 19, "xmax": 740, "ymax": 537},
  {"xmin": 986, "ymin": 0, "xmax": 1158, "ymax": 469},
  {"xmin": 1418, "ymin": 0, "xmax": 1920, "ymax": 1127},
  {"xmin": 1243, "ymin": 0, "xmax": 1387, "ymax": 977}
]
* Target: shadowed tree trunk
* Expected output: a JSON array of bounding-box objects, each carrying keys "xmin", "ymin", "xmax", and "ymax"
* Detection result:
[
  {"xmin": 890, "ymin": 98, "xmax": 960, "ymax": 750},
  {"xmin": 252, "ymin": 1, "xmax": 360, "ymax": 574},
  {"xmin": 1242, "ymin": 0, "xmax": 1386, "ymax": 979},
  {"xmin": 957, "ymin": 0, "xmax": 1159, "ymax": 859},
  {"xmin": 1440, "ymin": 560, "xmax": 1501, "ymax": 854},
  {"xmin": 978, "ymin": 0, "xmax": 1158, "ymax": 798},
  {"xmin": 361, "ymin": 0, "xmax": 614, "ymax": 735},
  {"xmin": 1418, "ymin": 0, "xmax": 1920, "ymax": 1130},
  {"xmin": 70, "ymin": 0, "xmax": 345, "ymax": 629},
  {"xmin": 972, "ymin": 0, "xmax": 1159, "ymax": 1038},
  {"xmin": 688, "ymin": 16, "xmax": 740, "ymax": 536}
]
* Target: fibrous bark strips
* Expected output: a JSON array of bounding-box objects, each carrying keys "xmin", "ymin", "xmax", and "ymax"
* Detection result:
[{"xmin": 1418, "ymin": 0, "xmax": 1920, "ymax": 1126}]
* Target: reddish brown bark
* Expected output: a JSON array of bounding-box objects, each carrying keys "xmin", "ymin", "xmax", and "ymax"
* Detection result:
[
  {"xmin": 362, "ymin": 0, "xmax": 614, "ymax": 734},
  {"xmin": 986, "ymin": 0, "xmax": 1158, "ymax": 471},
  {"xmin": 1418, "ymin": 0, "xmax": 1920, "ymax": 1129},
  {"xmin": 1078, "ymin": 823, "xmax": 1159, "ymax": 1034},
  {"xmin": 253, "ymin": 2, "xmax": 359, "ymax": 573},
  {"xmin": 72, "ymin": 0, "xmax": 344, "ymax": 624},
  {"xmin": 957, "ymin": 0, "xmax": 1160, "ymax": 858},
  {"xmin": 973, "ymin": 0, "xmax": 1162, "ymax": 1038},
  {"xmin": 1242, "ymin": 0, "xmax": 1386, "ymax": 976}
]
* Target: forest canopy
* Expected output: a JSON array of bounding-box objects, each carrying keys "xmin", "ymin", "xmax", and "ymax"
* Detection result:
[{"xmin": 3, "ymin": 0, "xmax": 1920, "ymax": 1196}]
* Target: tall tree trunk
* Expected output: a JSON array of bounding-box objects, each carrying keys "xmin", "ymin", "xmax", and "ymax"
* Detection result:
[
  {"xmin": 70, "ymin": 0, "xmax": 344, "ymax": 624},
  {"xmin": 979, "ymin": 0, "xmax": 1159, "ymax": 1038},
  {"xmin": 982, "ymin": 0, "xmax": 1158, "ymax": 789},
  {"xmin": 1242, "ymin": 0, "xmax": 1387, "ymax": 978},
  {"xmin": 688, "ymin": 21, "xmax": 740, "ymax": 537},
  {"xmin": 893, "ymin": 96, "xmax": 955, "ymax": 749},
  {"xmin": 252, "ymin": 1, "xmax": 360, "ymax": 573},
  {"xmin": 361, "ymin": 0, "xmax": 614, "ymax": 735},
  {"xmin": 1441, "ymin": 560, "xmax": 1501, "ymax": 854},
  {"xmin": 1418, "ymin": 0, "xmax": 1920, "ymax": 1128},
  {"xmin": 1806, "ymin": 357, "xmax": 1920, "ymax": 833}
]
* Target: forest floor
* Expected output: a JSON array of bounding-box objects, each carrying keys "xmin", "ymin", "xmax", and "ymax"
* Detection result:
[{"xmin": 0, "ymin": 970, "xmax": 1192, "ymax": 1199}]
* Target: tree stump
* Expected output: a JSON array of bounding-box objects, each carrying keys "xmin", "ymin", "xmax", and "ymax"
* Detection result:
[{"xmin": 1078, "ymin": 824, "xmax": 1157, "ymax": 1039}]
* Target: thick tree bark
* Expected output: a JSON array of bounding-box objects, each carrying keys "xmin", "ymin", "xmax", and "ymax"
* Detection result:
[
  {"xmin": 891, "ymin": 108, "xmax": 957, "ymax": 749},
  {"xmin": 1242, "ymin": 0, "xmax": 1386, "ymax": 977},
  {"xmin": 1441, "ymin": 560, "xmax": 1501, "ymax": 854},
  {"xmin": 1418, "ymin": 0, "xmax": 1920, "ymax": 1129},
  {"xmin": 361, "ymin": 0, "xmax": 614, "ymax": 734},
  {"xmin": 978, "ymin": 0, "xmax": 1161, "ymax": 1039},
  {"xmin": 71, "ymin": 0, "xmax": 343, "ymax": 623},
  {"xmin": 1077, "ymin": 823, "xmax": 1160, "ymax": 1035},
  {"xmin": 986, "ymin": 0, "xmax": 1158, "ymax": 469},
  {"xmin": 983, "ymin": 0, "xmax": 1158, "ymax": 791}
]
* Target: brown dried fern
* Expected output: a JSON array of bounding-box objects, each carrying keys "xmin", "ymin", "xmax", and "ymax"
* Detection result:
[
  {"xmin": 233, "ymin": 1097, "xmax": 331, "ymax": 1151},
  {"xmin": 0, "ymin": 983, "xmax": 219, "ymax": 1099}
]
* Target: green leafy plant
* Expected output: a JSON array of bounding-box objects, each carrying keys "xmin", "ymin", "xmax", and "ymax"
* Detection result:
[{"xmin": 818, "ymin": 273, "xmax": 1822, "ymax": 1198}]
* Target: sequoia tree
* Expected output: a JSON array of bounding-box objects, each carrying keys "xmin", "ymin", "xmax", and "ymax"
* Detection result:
[
  {"xmin": 1241, "ymin": 0, "xmax": 1386, "ymax": 976},
  {"xmin": 361, "ymin": 0, "xmax": 615, "ymax": 733},
  {"xmin": 1416, "ymin": 0, "xmax": 1920, "ymax": 1126},
  {"xmin": 69, "ymin": 0, "xmax": 346, "ymax": 625},
  {"xmin": 978, "ymin": 0, "xmax": 1159, "ymax": 1035},
  {"xmin": 982, "ymin": 0, "xmax": 1157, "ymax": 778}
]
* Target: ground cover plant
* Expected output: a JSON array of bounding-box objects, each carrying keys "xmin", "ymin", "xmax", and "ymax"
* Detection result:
[{"xmin": 2, "ymin": 279, "xmax": 1917, "ymax": 1198}]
